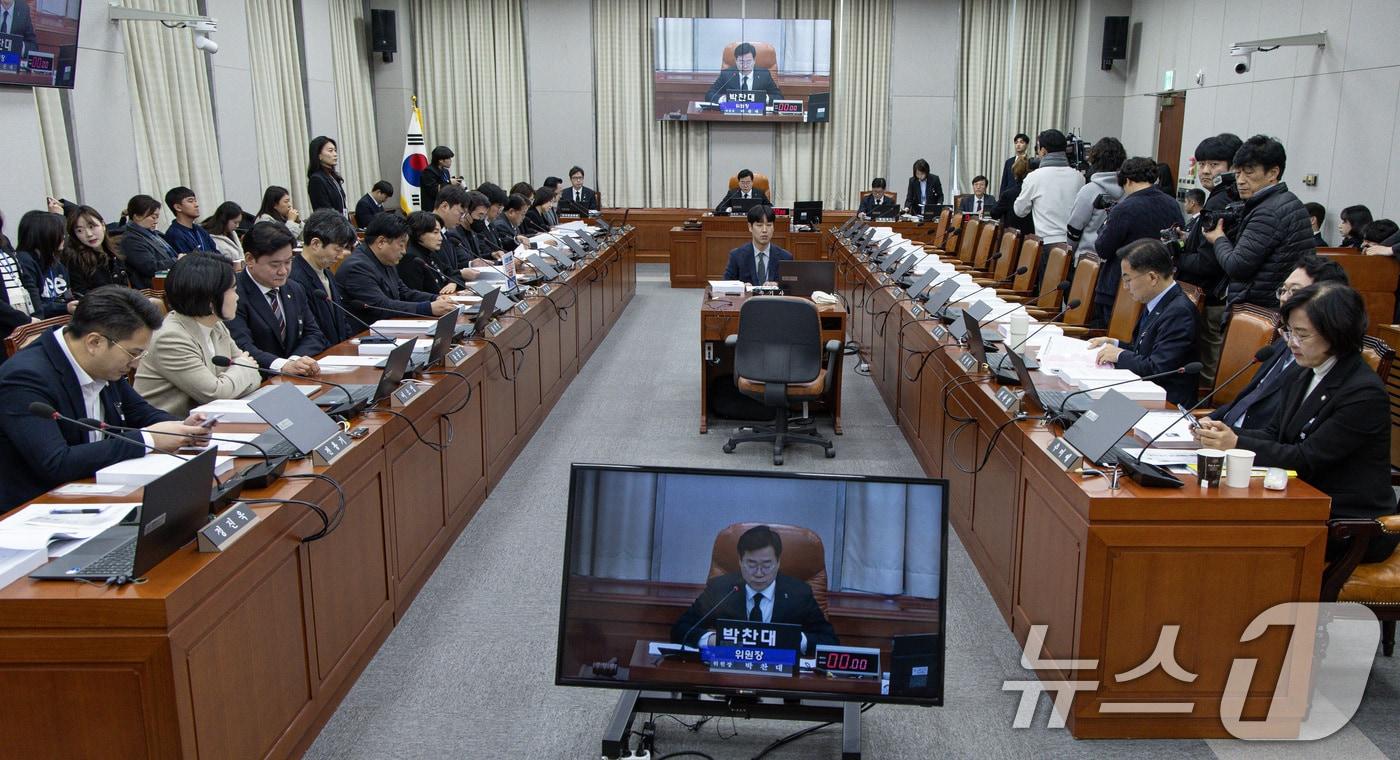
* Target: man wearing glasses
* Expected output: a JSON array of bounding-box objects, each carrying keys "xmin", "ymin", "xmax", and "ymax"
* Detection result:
[
  {"xmin": 1206, "ymin": 254, "xmax": 1351, "ymax": 431},
  {"xmin": 671, "ymin": 524, "xmax": 837, "ymax": 655},
  {"xmin": 0, "ymin": 286, "xmax": 211, "ymax": 511}
]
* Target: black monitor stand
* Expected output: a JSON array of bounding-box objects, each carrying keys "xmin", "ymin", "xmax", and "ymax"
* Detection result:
[{"xmin": 602, "ymin": 690, "xmax": 864, "ymax": 759}]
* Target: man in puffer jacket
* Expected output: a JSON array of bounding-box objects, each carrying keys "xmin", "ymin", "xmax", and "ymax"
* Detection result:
[{"xmin": 1203, "ymin": 134, "xmax": 1315, "ymax": 309}]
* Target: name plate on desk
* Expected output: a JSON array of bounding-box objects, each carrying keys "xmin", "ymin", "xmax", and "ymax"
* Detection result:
[
  {"xmin": 446, "ymin": 345, "xmax": 469, "ymax": 366},
  {"xmin": 911, "ymin": 304, "xmax": 924, "ymax": 318},
  {"xmin": 957, "ymin": 352, "xmax": 977, "ymax": 372},
  {"xmin": 516, "ymin": 300, "xmax": 531, "ymax": 315},
  {"xmin": 539, "ymin": 283, "xmax": 553, "ymax": 296},
  {"xmin": 391, "ymin": 382, "xmax": 423, "ymax": 407},
  {"xmin": 1048, "ymin": 437, "xmax": 1082, "ymax": 471},
  {"xmin": 485, "ymin": 320, "xmax": 504, "ymax": 337},
  {"xmin": 198, "ymin": 502, "xmax": 260, "ymax": 552},
  {"xmin": 312, "ymin": 430, "xmax": 353, "ymax": 467},
  {"xmin": 866, "ymin": 263, "xmax": 878, "ymax": 273},
  {"xmin": 932, "ymin": 325, "xmax": 948, "ymax": 341},
  {"xmin": 995, "ymin": 387, "xmax": 1020, "ymax": 412}
]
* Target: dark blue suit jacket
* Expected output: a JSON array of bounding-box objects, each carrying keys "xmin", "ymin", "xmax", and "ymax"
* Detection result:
[
  {"xmin": 225, "ymin": 270, "xmax": 327, "ymax": 369},
  {"xmin": 959, "ymin": 194, "xmax": 992, "ymax": 214},
  {"xmin": 0, "ymin": 330, "xmax": 175, "ymax": 512},
  {"xmin": 722, "ymin": 243, "xmax": 793, "ymax": 286},
  {"xmin": 289, "ymin": 254, "xmax": 353, "ymax": 346},
  {"xmin": 670, "ymin": 573, "xmax": 837, "ymax": 655},
  {"xmin": 334, "ymin": 245, "xmax": 437, "ymax": 328},
  {"xmin": 1112, "ymin": 283, "xmax": 1200, "ymax": 405}
]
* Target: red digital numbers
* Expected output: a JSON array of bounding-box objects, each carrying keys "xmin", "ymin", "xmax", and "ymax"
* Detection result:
[{"xmin": 824, "ymin": 652, "xmax": 869, "ymax": 671}]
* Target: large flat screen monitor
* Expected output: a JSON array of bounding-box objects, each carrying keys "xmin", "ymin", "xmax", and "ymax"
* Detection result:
[
  {"xmin": 556, "ymin": 464, "xmax": 948, "ymax": 706},
  {"xmin": 653, "ymin": 18, "xmax": 831, "ymax": 124},
  {"xmin": 0, "ymin": 1, "xmax": 81, "ymax": 89}
]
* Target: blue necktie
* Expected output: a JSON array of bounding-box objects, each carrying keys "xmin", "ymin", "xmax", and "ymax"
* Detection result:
[{"xmin": 1224, "ymin": 355, "xmax": 1294, "ymax": 427}]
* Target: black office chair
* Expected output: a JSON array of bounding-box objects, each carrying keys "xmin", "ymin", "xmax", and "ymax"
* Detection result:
[{"xmin": 722, "ymin": 297, "xmax": 840, "ymax": 465}]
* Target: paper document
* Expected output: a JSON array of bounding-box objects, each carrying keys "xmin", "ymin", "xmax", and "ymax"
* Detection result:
[
  {"xmin": 319, "ymin": 355, "xmax": 388, "ymax": 367},
  {"xmin": 51, "ymin": 483, "xmax": 130, "ymax": 497},
  {"xmin": 0, "ymin": 503, "xmax": 138, "ymax": 555},
  {"xmin": 370, "ymin": 319, "xmax": 437, "ymax": 331},
  {"xmin": 0, "ymin": 547, "xmax": 46, "ymax": 588},
  {"xmin": 1116, "ymin": 447, "xmax": 1200, "ymax": 467},
  {"xmin": 1132, "ymin": 412, "xmax": 1197, "ymax": 446},
  {"xmin": 96, "ymin": 455, "xmax": 233, "ymax": 487},
  {"xmin": 1037, "ymin": 335, "xmax": 1104, "ymax": 373}
]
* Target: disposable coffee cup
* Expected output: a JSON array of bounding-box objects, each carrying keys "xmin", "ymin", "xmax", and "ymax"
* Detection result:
[
  {"xmin": 1197, "ymin": 448, "xmax": 1226, "ymax": 487},
  {"xmin": 1008, "ymin": 313, "xmax": 1029, "ymax": 346},
  {"xmin": 1225, "ymin": 448, "xmax": 1255, "ymax": 488}
]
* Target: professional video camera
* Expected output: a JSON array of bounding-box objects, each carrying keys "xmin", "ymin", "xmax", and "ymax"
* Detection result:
[
  {"xmin": 1092, "ymin": 193, "xmax": 1118, "ymax": 211},
  {"xmin": 1065, "ymin": 132, "xmax": 1091, "ymax": 173}
]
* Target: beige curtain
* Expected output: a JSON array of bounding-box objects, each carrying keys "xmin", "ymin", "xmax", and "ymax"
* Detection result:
[
  {"xmin": 958, "ymin": 0, "xmax": 1076, "ymax": 186},
  {"xmin": 593, "ymin": 0, "xmax": 709, "ymax": 209},
  {"xmin": 328, "ymin": 0, "xmax": 382, "ymax": 202},
  {"xmin": 774, "ymin": 0, "xmax": 892, "ymax": 210},
  {"xmin": 119, "ymin": 0, "xmax": 224, "ymax": 207},
  {"xmin": 411, "ymin": 0, "xmax": 532, "ymax": 188},
  {"xmin": 34, "ymin": 89, "xmax": 76, "ymax": 201},
  {"xmin": 247, "ymin": 0, "xmax": 311, "ymax": 213}
]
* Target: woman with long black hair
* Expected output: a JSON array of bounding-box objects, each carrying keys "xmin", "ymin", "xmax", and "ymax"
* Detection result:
[
  {"xmin": 201, "ymin": 201, "xmax": 246, "ymax": 266},
  {"xmin": 255, "ymin": 186, "xmax": 304, "ymax": 239},
  {"xmin": 420, "ymin": 145, "xmax": 459, "ymax": 212},
  {"xmin": 119, "ymin": 194, "xmax": 179, "ymax": 289},
  {"xmin": 307, "ymin": 135, "xmax": 347, "ymax": 214},
  {"xmin": 61, "ymin": 205, "xmax": 130, "ymax": 294},
  {"xmin": 15, "ymin": 210, "xmax": 74, "ymax": 317}
]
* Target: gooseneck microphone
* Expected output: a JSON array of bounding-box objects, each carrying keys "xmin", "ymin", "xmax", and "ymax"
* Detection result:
[
  {"xmin": 310, "ymin": 289, "xmax": 396, "ymax": 344},
  {"xmin": 212, "ymin": 356, "xmax": 368, "ymax": 420},
  {"xmin": 671, "ymin": 584, "xmax": 742, "ymax": 656},
  {"xmin": 1115, "ymin": 348, "xmax": 1271, "ymax": 488},
  {"xmin": 74, "ymin": 415, "xmax": 288, "ymax": 491}
]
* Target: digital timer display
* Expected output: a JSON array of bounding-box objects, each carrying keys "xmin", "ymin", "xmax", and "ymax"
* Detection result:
[
  {"xmin": 773, "ymin": 100, "xmax": 804, "ymax": 114},
  {"xmin": 815, "ymin": 645, "xmax": 881, "ymax": 678}
]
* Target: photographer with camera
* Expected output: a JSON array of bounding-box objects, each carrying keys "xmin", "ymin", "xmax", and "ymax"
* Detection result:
[
  {"xmin": 1066, "ymin": 137, "xmax": 1126, "ymax": 256},
  {"xmin": 1174, "ymin": 134, "xmax": 1241, "ymax": 384},
  {"xmin": 1090, "ymin": 157, "xmax": 1186, "ymax": 327},
  {"xmin": 1013, "ymin": 129, "xmax": 1085, "ymax": 245},
  {"xmin": 1201, "ymin": 134, "xmax": 1314, "ymax": 315}
]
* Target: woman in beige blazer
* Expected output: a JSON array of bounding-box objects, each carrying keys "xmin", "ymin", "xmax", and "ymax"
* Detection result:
[{"xmin": 135, "ymin": 253, "xmax": 263, "ymax": 416}]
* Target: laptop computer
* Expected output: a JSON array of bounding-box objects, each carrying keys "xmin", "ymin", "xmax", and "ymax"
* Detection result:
[
  {"xmin": 949, "ymin": 301, "xmax": 1003, "ymax": 346},
  {"xmin": 543, "ymin": 245, "xmax": 575, "ymax": 269},
  {"xmin": 921, "ymin": 280, "xmax": 961, "ymax": 311},
  {"xmin": 411, "ymin": 306, "xmax": 463, "ymax": 370},
  {"xmin": 889, "ymin": 254, "xmax": 919, "ymax": 282},
  {"xmin": 867, "ymin": 198, "xmax": 900, "ymax": 220},
  {"xmin": 1062, "ymin": 389, "xmax": 1150, "ymax": 466},
  {"xmin": 464, "ymin": 287, "xmax": 502, "ymax": 338},
  {"xmin": 721, "ymin": 197, "xmax": 764, "ymax": 216},
  {"xmin": 904, "ymin": 268, "xmax": 941, "ymax": 299},
  {"xmin": 776, "ymin": 260, "xmax": 835, "ymax": 298},
  {"xmin": 1004, "ymin": 348, "xmax": 1091, "ymax": 417},
  {"xmin": 793, "ymin": 201, "xmax": 823, "ymax": 225},
  {"xmin": 31, "ymin": 449, "xmax": 218, "ymax": 581},
  {"xmin": 236, "ymin": 382, "xmax": 346, "ymax": 459},
  {"xmin": 525, "ymin": 253, "xmax": 561, "ymax": 281},
  {"xmin": 314, "ymin": 336, "xmax": 417, "ymax": 409},
  {"xmin": 958, "ymin": 309, "xmax": 994, "ymax": 373}
]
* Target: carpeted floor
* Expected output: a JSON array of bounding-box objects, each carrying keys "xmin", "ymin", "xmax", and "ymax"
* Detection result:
[{"xmin": 304, "ymin": 265, "xmax": 1400, "ymax": 759}]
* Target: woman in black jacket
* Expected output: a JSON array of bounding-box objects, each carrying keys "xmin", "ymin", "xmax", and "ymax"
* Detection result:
[
  {"xmin": 1196, "ymin": 284, "xmax": 1397, "ymax": 563},
  {"xmin": 989, "ymin": 156, "xmax": 1034, "ymax": 235},
  {"xmin": 398, "ymin": 211, "xmax": 457, "ymax": 295},
  {"xmin": 61, "ymin": 205, "xmax": 131, "ymax": 294},
  {"xmin": 521, "ymin": 187, "xmax": 556, "ymax": 236},
  {"xmin": 15, "ymin": 210, "xmax": 74, "ymax": 317},
  {"xmin": 904, "ymin": 158, "xmax": 944, "ymax": 215},
  {"xmin": 118, "ymin": 194, "xmax": 178, "ymax": 289},
  {"xmin": 419, "ymin": 146, "xmax": 456, "ymax": 212},
  {"xmin": 307, "ymin": 135, "xmax": 347, "ymax": 214},
  {"xmin": 1338, "ymin": 204, "xmax": 1373, "ymax": 249}
]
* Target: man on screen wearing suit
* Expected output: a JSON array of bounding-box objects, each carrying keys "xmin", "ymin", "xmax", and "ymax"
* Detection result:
[
  {"xmin": 672, "ymin": 525, "xmax": 838, "ymax": 656},
  {"xmin": 704, "ymin": 42, "xmax": 784, "ymax": 104},
  {"xmin": 1087, "ymin": 239, "xmax": 1200, "ymax": 404},
  {"xmin": 714, "ymin": 169, "xmax": 771, "ymax": 215},
  {"xmin": 722, "ymin": 205, "xmax": 792, "ymax": 286},
  {"xmin": 0, "ymin": 0, "xmax": 38, "ymax": 49},
  {"xmin": 559, "ymin": 166, "xmax": 600, "ymax": 215},
  {"xmin": 225, "ymin": 222, "xmax": 327, "ymax": 377}
]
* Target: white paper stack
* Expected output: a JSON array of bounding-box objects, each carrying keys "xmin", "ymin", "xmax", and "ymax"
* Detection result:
[
  {"xmin": 1131, "ymin": 411, "xmax": 1197, "ymax": 446},
  {"xmin": 370, "ymin": 319, "xmax": 437, "ymax": 332},
  {"xmin": 1036, "ymin": 335, "xmax": 1101, "ymax": 373},
  {"xmin": 0, "ymin": 503, "xmax": 138, "ymax": 559},
  {"xmin": 996, "ymin": 321, "xmax": 1063, "ymax": 346},
  {"xmin": 320, "ymin": 355, "xmax": 389, "ymax": 367},
  {"xmin": 96, "ymin": 454, "xmax": 234, "ymax": 487},
  {"xmin": 358, "ymin": 338, "xmax": 428, "ymax": 357},
  {"xmin": 0, "ymin": 547, "xmax": 45, "ymax": 587},
  {"xmin": 709, "ymin": 280, "xmax": 747, "ymax": 296},
  {"xmin": 190, "ymin": 385, "xmax": 316, "ymax": 422}
]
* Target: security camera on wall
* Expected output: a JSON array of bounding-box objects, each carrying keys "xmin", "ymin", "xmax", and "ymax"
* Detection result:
[
  {"xmin": 1229, "ymin": 46, "xmax": 1256, "ymax": 74},
  {"xmin": 1228, "ymin": 31, "xmax": 1327, "ymax": 75}
]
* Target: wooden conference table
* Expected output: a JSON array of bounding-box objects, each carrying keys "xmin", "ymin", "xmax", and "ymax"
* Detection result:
[
  {"xmin": 0, "ymin": 231, "xmax": 637, "ymax": 759},
  {"xmin": 830, "ymin": 229, "xmax": 1331, "ymax": 738}
]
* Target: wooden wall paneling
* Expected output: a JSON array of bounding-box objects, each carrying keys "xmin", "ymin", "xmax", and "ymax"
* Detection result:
[
  {"xmin": 440, "ymin": 363, "xmax": 487, "ymax": 526},
  {"xmin": 385, "ymin": 415, "xmax": 449, "ymax": 615}
]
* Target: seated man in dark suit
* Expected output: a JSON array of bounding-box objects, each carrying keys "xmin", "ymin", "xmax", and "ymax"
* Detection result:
[
  {"xmin": 1209, "ymin": 254, "xmax": 1349, "ymax": 430},
  {"xmin": 354, "ymin": 180, "xmax": 393, "ymax": 230},
  {"xmin": 1087, "ymin": 239, "xmax": 1200, "ymax": 404},
  {"xmin": 0, "ymin": 286, "xmax": 209, "ymax": 512},
  {"xmin": 292, "ymin": 210, "xmax": 359, "ymax": 346},
  {"xmin": 0, "ymin": 0, "xmax": 38, "ymax": 49},
  {"xmin": 672, "ymin": 525, "xmax": 837, "ymax": 656},
  {"xmin": 704, "ymin": 42, "xmax": 784, "ymax": 104},
  {"xmin": 958, "ymin": 175, "xmax": 993, "ymax": 215},
  {"xmin": 722, "ymin": 205, "xmax": 792, "ymax": 286},
  {"xmin": 857, "ymin": 177, "xmax": 898, "ymax": 219},
  {"xmin": 335, "ymin": 211, "xmax": 457, "ymax": 329},
  {"xmin": 559, "ymin": 166, "xmax": 600, "ymax": 215},
  {"xmin": 714, "ymin": 168, "xmax": 772, "ymax": 215},
  {"xmin": 225, "ymin": 222, "xmax": 327, "ymax": 377}
]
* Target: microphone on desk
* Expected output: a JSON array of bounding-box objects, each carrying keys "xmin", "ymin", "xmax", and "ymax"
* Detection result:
[
  {"xmin": 1115, "ymin": 348, "xmax": 1272, "ymax": 488},
  {"xmin": 665, "ymin": 584, "xmax": 743, "ymax": 660},
  {"xmin": 416, "ymin": 256, "xmax": 468, "ymax": 290},
  {"xmin": 26, "ymin": 402, "xmax": 248, "ymax": 510},
  {"xmin": 988, "ymin": 296, "xmax": 1083, "ymax": 379},
  {"xmin": 309, "ymin": 289, "xmax": 396, "ymax": 344},
  {"xmin": 1050, "ymin": 362, "xmax": 1205, "ymax": 427},
  {"xmin": 211, "ymin": 356, "xmax": 369, "ymax": 421},
  {"xmin": 991, "ymin": 265, "xmax": 1030, "ymax": 287},
  {"xmin": 73, "ymin": 414, "xmax": 289, "ymax": 491}
]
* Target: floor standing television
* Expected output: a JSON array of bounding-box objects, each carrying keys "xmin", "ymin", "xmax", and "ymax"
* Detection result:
[
  {"xmin": 556, "ymin": 464, "xmax": 948, "ymax": 707},
  {"xmin": 0, "ymin": 1, "xmax": 82, "ymax": 89}
]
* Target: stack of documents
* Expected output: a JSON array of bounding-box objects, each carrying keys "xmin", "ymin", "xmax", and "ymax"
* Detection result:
[
  {"xmin": 96, "ymin": 454, "xmax": 234, "ymax": 487},
  {"xmin": 358, "ymin": 338, "xmax": 430, "ymax": 357},
  {"xmin": 192, "ymin": 385, "xmax": 317, "ymax": 422},
  {"xmin": 0, "ymin": 502, "xmax": 139, "ymax": 569},
  {"xmin": 1131, "ymin": 411, "xmax": 1197, "ymax": 447},
  {"xmin": 320, "ymin": 355, "xmax": 388, "ymax": 368},
  {"xmin": 709, "ymin": 280, "xmax": 747, "ymax": 296},
  {"xmin": 370, "ymin": 319, "xmax": 437, "ymax": 332}
]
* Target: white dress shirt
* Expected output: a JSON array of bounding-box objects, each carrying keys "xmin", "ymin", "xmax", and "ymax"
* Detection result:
[
  {"xmin": 250, "ymin": 276, "xmax": 297, "ymax": 371},
  {"xmin": 1304, "ymin": 355, "xmax": 1338, "ymax": 400},
  {"xmin": 54, "ymin": 327, "xmax": 158, "ymax": 448},
  {"xmin": 699, "ymin": 582, "xmax": 809, "ymax": 651}
]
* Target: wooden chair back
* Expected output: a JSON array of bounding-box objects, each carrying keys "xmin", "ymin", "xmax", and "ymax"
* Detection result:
[
  {"xmin": 4, "ymin": 315, "xmax": 69, "ymax": 357},
  {"xmin": 728, "ymin": 173, "xmax": 772, "ymax": 198},
  {"xmin": 1061, "ymin": 253, "xmax": 1099, "ymax": 326},
  {"xmin": 859, "ymin": 189, "xmax": 898, "ymax": 204},
  {"xmin": 932, "ymin": 208, "xmax": 952, "ymax": 248},
  {"xmin": 991, "ymin": 229, "xmax": 1021, "ymax": 282},
  {"xmin": 971, "ymin": 221, "xmax": 1000, "ymax": 270},
  {"xmin": 1034, "ymin": 242, "xmax": 1069, "ymax": 307},
  {"xmin": 1013, "ymin": 235, "xmax": 1042, "ymax": 293},
  {"xmin": 1177, "ymin": 281, "xmax": 1206, "ymax": 315},
  {"xmin": 956, "ymin": 219, "xmax": 982, "ymax": 264},
  {"xmin": 1377, "ymin": 325, "xmax": 1400, "ymax": 471},
  {"xmin": 1106, "ymin": 290, "xmax": 1144, "ymax": 344},
  {"xmin": 1362, "ymin": 335, "xmax": 1395, "ymax": 379},
  {"xmin": 1213, "ymin": 304, "xmax": 1279, "ymax": 404},
  {"xmin": 722, "ymin": 41, "xmax": 778, "ymax": 69},
  {"xmin": 1320, "ymin": 249, "xmax": 1399, "ymax": 336}
]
